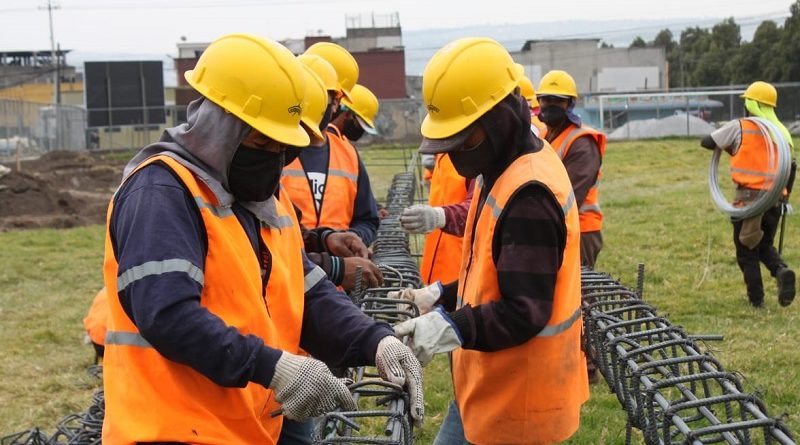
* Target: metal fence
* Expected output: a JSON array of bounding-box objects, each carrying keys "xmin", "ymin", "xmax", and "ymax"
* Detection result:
[
  {"xmin": 0, "ymin": 98, "xmax": 429, "ymax": 161},
  {"xmin": 582, "ymin": 83, "xmax": 800, "ymax": 140}
]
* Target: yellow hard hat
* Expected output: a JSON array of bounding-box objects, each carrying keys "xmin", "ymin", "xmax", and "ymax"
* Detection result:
[
  {"xmin": 299, "ymin": 64, "xmax": 328, "ymax": 143},
  {"xmin": 741, "ymin": 81, "xmax": 777, "ymax": 107},
  {"xmin": 185, "ymin": 33, "xmax": 309, "ymax": 147},
  {"xmin": 518, "ymin": 74, "xmax": 539, "ymax": 108},
  {"xmin": 304, "ymin": 42, "xmax": 359, "ymax": 99},
  {"xmin": 537, "ymin": 70, "xmax": 578, "ymax": 99},
  {"xmin": 421, "ymin": 37, "xmax": 523, "ymax": 139},
  {"xmin": 297, "ymin": 53, "xmax": 338, "ymax": 93},
  {"xmin": 341, "ymin": 84, "xmax": 379, "ymax": 133}
]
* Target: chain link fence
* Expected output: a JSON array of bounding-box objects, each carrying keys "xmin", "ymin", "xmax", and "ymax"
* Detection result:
[{"xmin": 580, "ymin": 82, "xmax": 800, "ymax": 140}]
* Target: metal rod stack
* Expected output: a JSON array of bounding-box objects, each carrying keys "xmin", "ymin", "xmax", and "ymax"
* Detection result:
[
  {"xmin": 314, "ymin": 172, "xmax": 422, "ymax": 445},
  {"xmin": 582, "ymin": 268, "xmax": 796, "ymax": 445}
]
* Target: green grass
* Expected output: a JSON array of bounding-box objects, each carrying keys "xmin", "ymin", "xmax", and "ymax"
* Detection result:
[{"xmin": 1, "ymin": 139, "xmax": 799, "ymax": 443}]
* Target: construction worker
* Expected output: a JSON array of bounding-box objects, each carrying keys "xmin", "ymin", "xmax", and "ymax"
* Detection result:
[
  {"xmin": 399, "ymin": 153, "xmax": 475, "ymax": 285},
  {"xmin": 332, "ymin": 83, "xmax": 380, "ymax": 141},
  {"xmin": 393, "ymin": 37, "xmax": 588, "ymax": 445},
  {"xmin": 700, "ymin": 81, "xmax": 796, "ymax": 308},
  {"xmin": 289, "ymin": 59, "xmax": 383, "ymax": 291},
  {"xmin": 281, "ymin": 43, "xmax": 380, "ymax": 246},
  {"xmin": 537, "ymin": 70, "xmax": 607, "ymax": 269},
  {"xmin": 83, "ymin": 287, "xmax": 109, "ymax": 361},
  {"xmin": 100, "ymin": 34, "xmax": 422, "ymax": 444},
  {"xmin": 517, "ymin": 69, "xmax": 547, "ymax": 136}
]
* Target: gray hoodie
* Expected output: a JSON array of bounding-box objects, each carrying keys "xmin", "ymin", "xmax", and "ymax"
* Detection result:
[{"xmin": 123, "ymin": 97, "xmax": 288, "ymax": 228}]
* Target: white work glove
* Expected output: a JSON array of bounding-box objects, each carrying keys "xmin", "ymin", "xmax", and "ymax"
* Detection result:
[
  {"xmin": 400, "ymin": 205, "xmax": 446, "ymax": 234},
  {"xmin": 269, "ymin": 351, "xmax": 357, "ymax": 420},
  {"xmin": 387, "ymin": 281, "xmax": 443, "ymax": 315},
  {"xmin": 375, "ymin": 336, "xmax": 425, "ymax": 426},
  {"xmin": 393, "ymin": 307, "xmax": 463, "ymax": 366}
]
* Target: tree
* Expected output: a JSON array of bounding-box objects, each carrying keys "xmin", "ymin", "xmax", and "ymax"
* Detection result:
[
  {"xmin": 777, "ymin": 0, "xmax": 800, "ymax": 81},
  {"xmin": 629, "ymin": 36, "xmax": 647, "ymax": 48},
  {"xmin": 652, "ymin": 29, "xmax": 675, "ymax": 53}
]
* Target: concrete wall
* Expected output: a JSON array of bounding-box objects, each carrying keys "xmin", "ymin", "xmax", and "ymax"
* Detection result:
[
  {"xmin": 357, "ymin": 97, "xmax": 424, "ymax": 145},
  {"xmin": 511, "ymin": 40, "xmax": 666, "ymax": 94}
]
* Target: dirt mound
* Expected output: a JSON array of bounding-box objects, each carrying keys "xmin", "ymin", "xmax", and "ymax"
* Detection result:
[{"xmin": 0, "ymin": 150, "xmax": 129, "ymax": 231}]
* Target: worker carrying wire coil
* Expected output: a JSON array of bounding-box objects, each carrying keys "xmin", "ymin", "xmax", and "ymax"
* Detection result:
[{"xmin": 702, "ymin": 81, "xmax": 796, "ymax": 308}]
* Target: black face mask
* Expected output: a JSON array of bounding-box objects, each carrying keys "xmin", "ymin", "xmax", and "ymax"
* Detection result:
[
  {"xmin": 319, "ymin": 104, "xmax": 334, "ymax": 132},
  {"xmin": 342, "ymin": 117, "xmax": 365, "ymax": 141},
  {"xmin": 283, "ymin": 147, "xmax": 301, "ymax": 166},
  {"xmin": 227, "ymin": 146, "xmax": 284, "ymax": 202},
  {"xmin": 448, "ymin": 138, "xmax": 495, "ymax": 179},
  {"xmin": 539, "ymin": 105, "xmax": 568, "ymax": 127}
]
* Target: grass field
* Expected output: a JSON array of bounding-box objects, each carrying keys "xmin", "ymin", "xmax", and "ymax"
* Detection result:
[{"xmin": 1, "ymin": 138, "xmax": 799, "ymax": 443}]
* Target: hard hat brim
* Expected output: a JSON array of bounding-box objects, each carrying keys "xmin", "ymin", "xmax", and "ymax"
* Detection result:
[
  {"xmin": 354, "ymin": 115, "xmax": 378, "ymax": 135},
  {"xmin": 418, "ymin": 125, "xmax": 472, "ymax": 155},
  {"xmin": 300, "ymin": 119, "xmax": 325, "ymax": 145}
]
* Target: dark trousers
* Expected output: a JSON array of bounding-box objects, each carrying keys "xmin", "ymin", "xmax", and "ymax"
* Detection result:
[
  {"xmin": 732, "ymin": 205, "xmax": 786, "ymax": 301},
  {"xmin": 580, "ymin": 230, "xmax": 603, "ymax": 269}
]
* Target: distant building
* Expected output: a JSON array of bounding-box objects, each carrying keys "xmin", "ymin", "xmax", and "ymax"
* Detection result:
[
  {"xmin": 172, "ymin": 12, "xmax": 406, "ymax": 118},
  {"xmin": 512, "ymin": 39, "xmax": 666, "ymax": 94},
  {"xmin": 0, "ymin": 49, "xmax": 81, "ymax": 103}
]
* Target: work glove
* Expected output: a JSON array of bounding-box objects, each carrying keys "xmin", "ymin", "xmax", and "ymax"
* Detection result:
[
  {"xmin": 400, "ymin": 204, "xmax": 446, "ymax": 234},
  {"xmin": 393, "ymin": 307, "xmax": 463, "ymax": 367},
  {"xmin": 387, "ymin": 281, "xmax": 443, "ymax": 315},
  {"xmin": 269, "ymin": 351, "xmax": 357, "ymax": 420},
  {"xmin": 341, "ymin": 257, "xmax": 384, "ymax": 290},
  {"xmin": 325, "ymin": 231, "xmax": 370, "ymax": 258},
  {"xmin": 374, "ymin": 336, "xmax": 425, "ymax": 426}
]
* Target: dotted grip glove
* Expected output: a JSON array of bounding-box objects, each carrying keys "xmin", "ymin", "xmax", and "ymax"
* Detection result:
[
  {"xmin": 375, "ymin": 336, "xmax": 425, "ymax": 426},
  {"xmin": 269, "ymin": 351, "xmax": 357, "ymax": 421}
]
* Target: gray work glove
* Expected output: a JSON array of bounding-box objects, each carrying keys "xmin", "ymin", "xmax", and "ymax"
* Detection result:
[
  {"xmin": 387, "ymin": 281, "xmax": 443, "ymax": 315},
  {"xmin": 375, "ymin": 336, "xmax": 425, "ymax": 426},
  {"xmin": 393, "ymin": 307, "xmax": 463, "ymax": 367},
  {"xmin": 269, "ymin": 352, "xmax": 357, "ymax": 420},
  {"xmin": 400, "ymin": 204, "xmax": 446, "ymax": 234}
]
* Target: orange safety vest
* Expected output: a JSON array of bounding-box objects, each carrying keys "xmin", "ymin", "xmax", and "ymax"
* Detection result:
[
  {"xmin": 730, "ymin": 118, "xmax": 778, "ymax": 190},
  {"xmin": 420, "ymin": 154, "xmax": 469, "ymax": 284},
  {"xmin": 280, "ymin": 125, "xmax": 359, "ymax": 230},
  {"xmin": 83, "ymin": 287, "xmax": 109, "ymax": 346},
  {"xmin": 453, "ymin": 147, "xmax": 588, "ymax": 445},
  {"xmin": 102, "ymin": 155, "xmax": 305, "ymax": 445},
  {"xmin": 549, "ymin": 123, "xmax": 607, "ymax": 233}
]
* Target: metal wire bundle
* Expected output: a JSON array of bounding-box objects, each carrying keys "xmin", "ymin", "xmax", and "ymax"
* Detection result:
[
  {"xmin": 582, "ymin": 267, "xmax": 796, "ymax": 445},
  {"xmin": 1, "ymin": 369, "xmax": 105, "ymax": 445},
  {"xmin": 708, "ymin": 117, "xmax": 792, "ymax": 221}
]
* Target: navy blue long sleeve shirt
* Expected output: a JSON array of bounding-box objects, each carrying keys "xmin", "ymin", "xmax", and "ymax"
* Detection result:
[
  {"xmin": 109, "ymin": 161, "xmax": 392, "ymax": 389},
  {"xmin": 299, "ymin": 137, "xmax": 380, "ymax": 246}
]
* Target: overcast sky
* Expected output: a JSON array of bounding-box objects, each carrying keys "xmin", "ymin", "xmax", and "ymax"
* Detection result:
[{"xmin": 0, "ymin": 0, "xmax": 795, "ymax": 55}]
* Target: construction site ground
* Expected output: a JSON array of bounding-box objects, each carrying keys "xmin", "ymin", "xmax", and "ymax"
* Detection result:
[{"xmin": 0, "ymin": 150, "xmax": 130, "ymax": 232}]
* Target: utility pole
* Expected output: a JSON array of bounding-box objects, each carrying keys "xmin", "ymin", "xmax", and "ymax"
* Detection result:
[{"xmin": 40, "ymin": 0, "xmax": 60, "ymax": 149}]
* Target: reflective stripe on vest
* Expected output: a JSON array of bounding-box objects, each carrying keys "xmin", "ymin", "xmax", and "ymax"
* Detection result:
[
  {"xmin": 117, "ymin": 258, "xmax": 203, "ymax": 291},
  {"xmin": 549, "ymin": 123, "xmax": 607, "ymax": 233},
  {"xmin": 453, "ymin": 149, "xmax": 588, "ymax": 445},
  {"xmin": 730, "ymin": 119, "xmax": 778, "ymax": 191},
  {"xmin": 102, "ymin": 154, "xmax": 305, "ymax": 444},
  {"xmin": 105, "ymin": 331, "xmax": 152, "ymax": 348},
  {"xmin": 280, "ymin": 126, "xmax": 359, "ymax": 230},
  {"xmin": 420, "ymin": 154, "xmax": 469, "ymax": 284}
]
